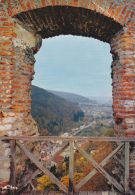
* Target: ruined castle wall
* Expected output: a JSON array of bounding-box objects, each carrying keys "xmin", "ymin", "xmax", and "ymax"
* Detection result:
[
  {"xmin": 0, "ymin": 0, "xmax": 134, "ymax": 191},
  {"xmin": 0, "ymin": 2, "xmax": 40, "ymax": 186},
  {"xmin": 111, "ymin": 19, "xmax": 135, "ymax": 189}
]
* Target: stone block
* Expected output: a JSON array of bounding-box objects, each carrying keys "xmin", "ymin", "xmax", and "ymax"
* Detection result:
[
  {"xmin": 2, "ymin": 117, "xmax": 16, "ymax": 124},
  {"xmin": 0, "ymin": 124, "xmax": 12, "ymax": 131}
]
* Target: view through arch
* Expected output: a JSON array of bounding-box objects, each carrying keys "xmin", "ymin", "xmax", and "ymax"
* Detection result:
[
  {"xmin": 11, "ymin": 4, "xmax": 134, "ymax": 137},
  {"xmin": 0, "ymin": 1, "xmax": 134, "ymax": 193},
  {"xmin": 32, "ymin": 35, "xmax": 114, "ymax": 137}
]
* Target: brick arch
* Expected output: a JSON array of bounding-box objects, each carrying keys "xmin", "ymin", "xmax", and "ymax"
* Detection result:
[
  {"xmin": 0, "ymin": 0, "xmax": 135, "ymax": 190},
  {"xmin": 9, "ymin": 0, "xmax": 134, "ymax": 137},
  {"xmin": 0, "ymin": 1, "xmax": 134, "ymax": 138},
  {"xmin": 0, "ymin": 1, "xmax": 134, "ymax": 137},
  {"xmin": 14, "ymin": 6, "xmax": 122, "ymax": 43},
  {"xmin": 7, "ymin": 0, "xmax": 134, "ymax": 27}
]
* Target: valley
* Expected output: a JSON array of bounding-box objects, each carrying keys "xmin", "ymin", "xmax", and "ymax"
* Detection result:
[{"xmin": 32, "ymin": 86, "xmax": 114, "ymax": 137}]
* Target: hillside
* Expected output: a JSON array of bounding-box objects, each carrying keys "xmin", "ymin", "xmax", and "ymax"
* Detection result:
[
  {"xmin": 31, "ymin": 86, "xmax": 84, "ymax": 135},
  {"xmin": 49, "ymin": 90, "xmax": 94, "ymax": 104}
]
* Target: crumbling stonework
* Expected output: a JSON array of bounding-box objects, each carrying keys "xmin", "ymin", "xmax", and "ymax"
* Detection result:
[
  {"xmin": 111, "ymin": 23, "xmax": 135, "ymax": 137},
  {"xmin": 110, "ymin": 20, "xmax": 135, "ymax": 189},
  {"xmin": 0, "ymin": 0, "xmax": 135, "ymax": 192},
  {"xmin": 0, "ymin": 2, "xmax": 41, "ymax": 186}
]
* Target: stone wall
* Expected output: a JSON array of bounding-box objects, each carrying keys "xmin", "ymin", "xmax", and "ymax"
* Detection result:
[
  {"xmin": 0, "ymin": 2, "xmax": 41, "ymax": 187},
  {"xmin": 0, "ymin": 1, "xmax": 16, "ymax": 186},
  {"xmin": 110, "ymin": 18, "xmax": 135, "ymax": 190},
  {"xmin": 111, "ymin": 23, "xmax": 135, "ymax": 137},
  {"xmin": 0, "ymin": 0, "xmax": 135, "ymax": 192}
]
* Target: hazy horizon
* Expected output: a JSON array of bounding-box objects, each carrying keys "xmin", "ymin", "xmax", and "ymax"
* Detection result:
[{"xmin": 33, "ymin": 84, "xmax": 112, "ymax": 101}]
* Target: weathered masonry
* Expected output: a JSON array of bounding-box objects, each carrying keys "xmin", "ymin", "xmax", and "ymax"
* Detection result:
[{"xmin": 0, "ymin": 0, "xmax": 135, "ymax": 193}]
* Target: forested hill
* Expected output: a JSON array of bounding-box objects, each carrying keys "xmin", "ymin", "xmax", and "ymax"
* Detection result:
[
  {"xmin": 31, "ymin": 86, "xmax": 84, "ymax": 135},
  {"xmin": 49, "ymin": 90, "xmax": 91, "ymax": 104}
]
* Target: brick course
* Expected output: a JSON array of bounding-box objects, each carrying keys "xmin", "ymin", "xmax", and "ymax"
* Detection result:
[{"xmin": 0, "ymin": 0, "xmax": 135, "ymax": 192}]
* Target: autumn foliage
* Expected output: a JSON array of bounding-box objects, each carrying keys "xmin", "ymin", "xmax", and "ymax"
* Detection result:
[{"xmin": 36, "ymin": 141, "xmax": 115, "ymax": 191}]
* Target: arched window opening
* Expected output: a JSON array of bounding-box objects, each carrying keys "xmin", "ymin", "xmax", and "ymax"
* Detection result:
[{"xmin": 32, "ymin": 35, "xmax": 113, "ymax": 136}]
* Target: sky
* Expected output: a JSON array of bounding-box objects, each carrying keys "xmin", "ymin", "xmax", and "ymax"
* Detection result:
[{"xmin": 33, "ymin": 35, "xmax": 112, "ymax": 98}]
